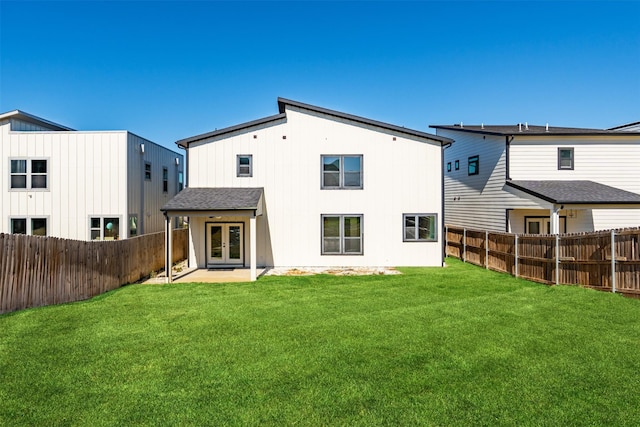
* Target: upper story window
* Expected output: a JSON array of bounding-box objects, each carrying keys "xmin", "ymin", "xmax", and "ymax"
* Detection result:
[
  {"xmin": 10, "ymin": 159, "xmax": 48, "ymax": 190},
  {"xmin": 468, "ymin": 155, "xmax": 479, "ymax": 176},
  {"xmin": 178, "ymin": 172, "xmax": 184, "ymax": 192},
  {"xmin": 145, "ymin": 162, "xmax": 152, "ymax": 180},
  {"xmin": 322, "ymin": 155, "xmax": 363, "ymax": 189},
  {"xmin": 447, "ymin": 162, "xmax": 452, "ymax": 172},
  {"xmin": 162, "ymin": 167, "xmax": 168, "ymax": 192},
  {"xmin": 403, "ymin": 214, "xmax": 437, "ymax": 242},
  {"xmin": 455, "ymin": 160, "xmax": 460, "ymax": 170},
  {"xmin": 558, "ymin": 148, "xmax": 574, "ymax": 170},
  {"xmin": 237, "ymin": 155, "xmax": 253, "ymax": 177}
]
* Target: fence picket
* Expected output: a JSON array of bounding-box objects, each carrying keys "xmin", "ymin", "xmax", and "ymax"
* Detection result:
[{"xmin": 0, "ymin": 229, "xmax": 188, "ymax": 314}]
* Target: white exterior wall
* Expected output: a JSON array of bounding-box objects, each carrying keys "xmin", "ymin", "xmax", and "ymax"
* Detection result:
[
  {"xmin": 2, "ymin": 117, "xmax": 184, "ymax": 240},
  {"xmin": 1, "ymin": 124, "xmax": 129, "ymax": 239},
  {"xmin": 509, "ymin": 136, "xmax": 640, "ymax": 230},
  {"xmin": 187, "ymin": 106, "xmax": 443, "ymax": 268},
  {"xmin": 440, "ymin": 128, "xmax": 640, "ymax": 233}
]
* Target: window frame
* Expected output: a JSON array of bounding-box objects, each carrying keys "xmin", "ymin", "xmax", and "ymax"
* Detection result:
[
  {"xmin": 9, "ymin": 216, "xmax": 47, "ymax": 236},
  {"xmin": 162, "ymin": 167, "xmax": 169, "ymax": 192},
  {"xmin": 89, "ymin": 216, "xmax": 121, "ymax": 240},
  {"xmin": 447, "ymin": 162, "xmax": 452, "ymax": 172},
  {"xmin": 144, "ymin": 162, "xmax": 152, "ymax": 180},
  {"xmin": 237, "ymin": 154, "xmax": 253, "ymax": 177},
  {"xmin": 321, "ymin": 214, "xmax": 364, "ymax": 255},
  {"xmin": 558, "ymin": 147, "xmax": 574, "ymax": 170},
  {"xmin": 455, "ymin": 160, "xmax": 460, "ymax": 170},
  {"xmin": 403, "ymin": 213, "xmax": 438, "ymax": 242},
  {"xmin": 9, "ymin": 158, "xmax": 49, "ymax": 190},
  {"xmin": 321, "ymin": 155, "xmax": 363, "ymax": 189},
  {"xmin": 468, "ymin": 155, "xmax": 479, "ymax": 176}
]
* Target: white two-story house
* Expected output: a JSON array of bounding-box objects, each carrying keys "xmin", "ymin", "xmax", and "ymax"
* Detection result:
[
  {"xmin": 431, "ymin": 123, "xmax": 640, "ymax": 234},
  {"xmin": 1, "ymin": 110, "xmax": 184, "ymax": 240},
  {"xmin": 162, "ymin": 98, "xmax": 452, "ymax": 280}
]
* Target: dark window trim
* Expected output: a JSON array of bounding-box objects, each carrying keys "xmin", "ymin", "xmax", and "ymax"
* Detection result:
[
  {"xmin": 237, "ymin": 154, "xmax": 253, "ymax": 177},
  {"xmin": 558, "ymin": 147, "xmax": 574, "ymax": 170},
  {"xmin": 447, "ymin": 162, "xmax": 451, "ymax": 172},
  {"xmin": 454, "ymin": 160, "xmax": 459, "ymax": 170},
  {"xmin": 144, "ymin": 162, "xmax": 152, "ymax": 180},
  {"xmin": 321, "ymin": 155, "xmax": 363, "ymax": 190},
  {"xmin": 162, "ymin": 167, "xmax": 169, "ymax": 192},
  {"xmin": 468, "ymin": 155, "xmax": 479, "ymax": 176},
  {"xmin": 524, "ymin": 215, "xmax": 567, "ymax": 234},
  {"xmin": 402, "ymin": 213, "xmax": 438, "ymax": 242},
  {"xmin": 321, "ymin": 214, "xmax": 364, "ymax": 255}
]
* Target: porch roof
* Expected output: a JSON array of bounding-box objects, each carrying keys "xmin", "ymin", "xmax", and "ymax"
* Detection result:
[
  {"xmin": 161, "ymin": 187, "xmax": 264, "ymax": 213},
  {"xmin": 506, "ymin": 180, "xmax": 640, "ymax": 204}
]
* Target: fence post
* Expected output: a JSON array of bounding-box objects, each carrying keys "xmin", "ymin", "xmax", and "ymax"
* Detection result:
[
  {"xmin": 611, "ymin": 229, "xmax": 616, "ymax": 293},
  {"xmin": 463, "ymin": 228, "xmax": 467, "ymax": 263},
  {"xmin": 514, "ymin": 234, "xmax": 519, "ymax": 278},
  {"xmin": 555, "ymin": 234, "xmax": 560, "ymax": 285},
  {"xmin": 445, "ymin": 225, "xmax": 448, "ymax": 258},
  {"xmin": 485, "ymin": 230, "xmax": 489, "ymax": 269}
]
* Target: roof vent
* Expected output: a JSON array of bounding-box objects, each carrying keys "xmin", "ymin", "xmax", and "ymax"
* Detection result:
[
  {"xmin": 518, "ymin": 123, "xmax": 522, "ymax": 132},
  {"xmin": 460, "ymin": 121, "xmax": 463, "ymax": 128},
  {"xmin": 546, "ymin": 123, "xmax": 549, "ymax": 132},
  {"xmin": 481, "ymin": 123, "xmax": 484, "ymax": 129},
  {"xmin": 525, "ymin": 122, "xmax": 529, "ymax": 130}
]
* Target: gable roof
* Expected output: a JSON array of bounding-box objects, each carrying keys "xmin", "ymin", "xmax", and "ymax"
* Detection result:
[
  {"xmin": 0, "ymin": 110, "xmax": 74, "ymax": 131},
  {"xmin": 430, "ymin": 124, "xmax": 640, "ymax": 137},
  {"xmin": 609, "ymin": 121, "xmax": 640, "ymax": 131},
  {"xmin": 176, "ymin": 98, "xmax": 453, "ymax": 148},
  {"xmin": 506, "ymin": 180, "xmax": 640, "ymax": 205},
  {"xmin": 161, "ymin": 187, "xmax": 264, "ymax": 212}
]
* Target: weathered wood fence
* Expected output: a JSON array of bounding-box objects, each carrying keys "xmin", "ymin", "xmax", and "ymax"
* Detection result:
[
  {"xmin": 446, "ymin": 225, "xmax": 640, "ymax": 296},
  {"xmin": 0, "ymin": 229, "xmax": 187, "ymax": 314}
]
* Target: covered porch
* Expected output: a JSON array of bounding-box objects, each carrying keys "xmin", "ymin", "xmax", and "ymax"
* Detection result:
[
  {"xmin": 161, "ymin": 187, "xmax": 264, "ymax": 283},
  {"xmin": 505, "ymin": 180, "xmax": 640, "ymax": 234}
]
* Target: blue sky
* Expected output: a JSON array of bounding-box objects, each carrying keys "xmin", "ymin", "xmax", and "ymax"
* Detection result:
[{"xmin": 1, "ymin": 1, "xmax": 639, "ymax": 152}]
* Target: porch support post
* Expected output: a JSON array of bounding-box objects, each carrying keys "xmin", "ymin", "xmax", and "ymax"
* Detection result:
[
  {"xmin": 550, "ymin": 205, "xmax": 561, "ymax": 234},
  {"xmin": 165, "ymin": 213, "xmax": 172, "ymax": 284},
  {"xmin": 250, "ymin": 216, "xmax": 257, "ymax": 282}
]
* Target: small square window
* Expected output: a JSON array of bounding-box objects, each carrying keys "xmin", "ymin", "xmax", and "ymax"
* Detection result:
[
  {"xmin": 447, "ymin": 162, "xmax": 452, "ymax": 172},
  {"xmin": 455, "ymin": 160, "xmax": 459, "ymax": 170},
  {"xmin": 237, "ymin": 155, "xmax": 253, "ymax": 177},
  {"xmin": 31, "ymin": 218, "xmax": 47, "ymax": 236},
  {"xmin": 558, "ymin": 148, "xmax": 574, "ymax": 170},
  {"xmin": 11, "ymin": 218, "xmax": 27, "ymax": 234},
  {"xmin": 468, "ymin": 155, "xmax": 479, "ymax": 176}
]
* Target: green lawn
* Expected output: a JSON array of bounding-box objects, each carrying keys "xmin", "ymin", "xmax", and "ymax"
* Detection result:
[{"xmin": 1, "ymin": 258, "xmax": 640, "ymax": 426}]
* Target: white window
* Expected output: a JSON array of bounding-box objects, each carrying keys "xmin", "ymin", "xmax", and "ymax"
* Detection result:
[
  {"xmin": 321, "ymin": 214, "xmax": 363, "ymax": 255},
  {"xmin": 321, "ymin": 155, "xmax": 363, "ymax": 189},
  {"xmin": 90, "ymin": 217, "xmax": 120, "ymax": 240},
  {"xmin": 237, "ymin": 155, "xmax": 253, "ymax": 177},
  {"xmin": 403, "ymin": 214, "xmax": 437, "ymax": 242},
  {"xmin": 10, "ymin": 217, "xmax": 47, "ymax": 236},
  {"xmin": 10, "ymin": 159, "xmax": 48, "ymax": 189},
  {"xmin": 558, "ymin": 148, "xmax": 574, "ymax": 170}
]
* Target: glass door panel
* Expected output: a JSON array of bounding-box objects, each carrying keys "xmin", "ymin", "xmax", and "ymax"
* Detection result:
[
  {"xmin": 210, "ymin": 226, "xmax": 223, "ymax": 260},
  {"xmin": 228, "ymin": 226, "xmax": 241, "ymax": 260}
]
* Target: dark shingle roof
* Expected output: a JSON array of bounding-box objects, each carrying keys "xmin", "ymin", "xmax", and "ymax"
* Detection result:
[
  {"xmin": 430, "ymin": 124, "xmax": 640, "ymax": 136},
  {"xmin": 506, "ymin": 180, "xmax": 640, "ymax": 204},
  {"xmin": 161, "ymin": 187, "xmax": 263, "ymax": 212},
  {"xmin": 176, "ymin": 98, "xmax": 453, "ymax": 147}
]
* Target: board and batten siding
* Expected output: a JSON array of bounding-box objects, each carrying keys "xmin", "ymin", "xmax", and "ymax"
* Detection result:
[
  {"xmin": 188, "ymin": 105, "xmax": 443, "ymax": 268},
  {"xmin": 1, "ymin": 127, "xmax": 129, "ymax": 239},
  {"xmin": 509, "ymin": 136, "xmax": 640, "ymax": 230},
  {"xmin": 439, "ymin": 128, "xmax": 541, "ymax": 232},
  {"xmin": 127, "ymin": 133, "xmax": 183, "ymax": 235}
]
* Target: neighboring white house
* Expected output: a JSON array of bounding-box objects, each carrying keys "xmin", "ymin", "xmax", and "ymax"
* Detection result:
[
  {"xmin": 1, "ymin": 110, "xmax": 184, "ymax": 240},
  {"xmin": 609, "ymin": 121, "xmax": 640, "ymax": 132},
  {"xmin": 162, "ymin": 98, "xmax": 453, "ymax": 280},
  {"xmin": 430, "ymin": 123, "xmax": 640, "ymax": 234}
]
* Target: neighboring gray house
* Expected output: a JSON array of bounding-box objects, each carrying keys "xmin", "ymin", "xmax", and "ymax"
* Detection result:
[
  {"xmin": 431, "ymin": 123, "xmax": 640, "ymax": 234},
  {"xmin": 609, "ymin": 121, "xmax": 640, "ymax": 132}
]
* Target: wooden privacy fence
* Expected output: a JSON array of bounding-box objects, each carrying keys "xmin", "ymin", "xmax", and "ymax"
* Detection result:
[
  {"xmin": 0, "ymin": 228, "xmax": 187, "ymax": 314},
  {"xmin": 445, "ymin": 225, "xmax": 640, "ymax": 296}
]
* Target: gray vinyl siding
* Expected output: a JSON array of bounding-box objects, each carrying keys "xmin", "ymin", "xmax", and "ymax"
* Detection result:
[
  {"xmin": 11, "ymin": 119, "xmax": 57, "ymax": 132},
  {"xmin": 439, "ymin": 129, "xmax": 540, "ymax": 232}
]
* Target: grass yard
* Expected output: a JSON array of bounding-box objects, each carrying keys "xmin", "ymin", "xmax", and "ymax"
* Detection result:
[{"xmin": 1, "ymin": 258, "xmax": 640, "ymax": 426}]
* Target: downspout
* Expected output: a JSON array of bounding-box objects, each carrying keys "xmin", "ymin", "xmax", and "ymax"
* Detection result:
[{"xmin": 442, "ymin": 141, "xmax": 453, "ymax": 265}]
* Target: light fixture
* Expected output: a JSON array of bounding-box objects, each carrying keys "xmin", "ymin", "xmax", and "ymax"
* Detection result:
[{"xmin": 140, "ymin": 143, "xmax": 145, "ymax": 153}]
